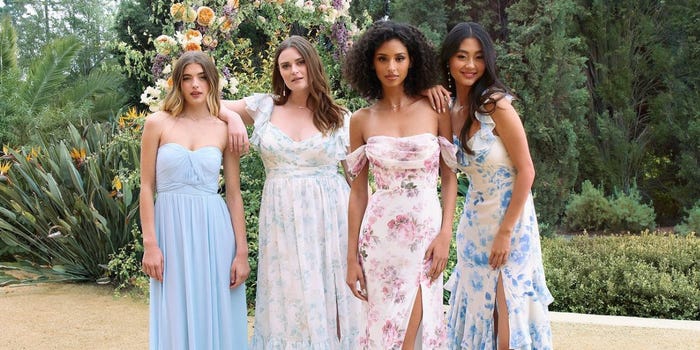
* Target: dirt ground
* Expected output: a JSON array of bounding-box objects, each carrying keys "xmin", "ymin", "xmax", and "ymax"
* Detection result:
[{"xmin": 1, "ymin": 283, "xmax": 698, "ymax": 350}]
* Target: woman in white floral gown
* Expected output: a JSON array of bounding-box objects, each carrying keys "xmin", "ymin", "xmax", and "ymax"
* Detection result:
[
  {"xmin": 221, "ymin": 36, "xmax": 362, "ymax": 349},
  {"xmin": 343, "ymin": 21, "xmax": 458, "ymax": 350},
  {"xmin": 427, "ymin": 22, "xmax": 553, "ymax": 350}
]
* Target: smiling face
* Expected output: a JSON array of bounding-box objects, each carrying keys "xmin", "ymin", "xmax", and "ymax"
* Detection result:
[
  {"xmin": 373, "ymin": 39, "xmax": 411, "ymax": 89},
  {"xmin": 277, "ymin": 47, "xmax": 309, "ymax": 94},
  {"xmin": 449, "ymin": 37, "xmax": 485, "ymax": 90},
  {"xmin": 180, "ymin": 63, "xmax": 210, "ymax": 106}
]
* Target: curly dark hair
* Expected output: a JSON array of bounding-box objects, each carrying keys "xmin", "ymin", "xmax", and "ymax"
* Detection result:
[{"xmin": 343, "ymin": 20, "xmax": 438, "ymax": 100}]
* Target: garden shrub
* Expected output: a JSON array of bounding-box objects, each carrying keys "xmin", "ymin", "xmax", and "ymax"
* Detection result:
[
  {"xmin": 609, "ymin": 185, "xmax": 656, "ymax": 232},
  {"xmin": 564, "ymin": 180, "xmax": 656, "ymax": 232},
  {"xmin": 107, "ymin": 225, "xmax": 149, "ymax": 296},
  {"xmin": 675, "ymin": 202, "xmax": 700, "ymax": 236},
  {"xmin": 564, "ymin": 180, "xmax": 617, "ymax": 231},
  {"xmin": 541, "ymin": 233, "xmax": 700, "ymax": 320}
]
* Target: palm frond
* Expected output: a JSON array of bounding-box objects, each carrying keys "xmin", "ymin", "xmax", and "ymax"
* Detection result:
[
  {"xmin": 20, "ymin": 36, "xmax": 83, "ymax": 113},
  {"xmin": 0, "ymin": 16, "xmax": 18, "ymax": 76},
  {"xmin": 62, "ymin": 69, "xmax": 128, "ymax": 121}
]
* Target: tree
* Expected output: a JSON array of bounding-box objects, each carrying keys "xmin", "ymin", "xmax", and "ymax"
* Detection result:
[
  {"xmin": 2, "ymin": 0, "xmax": 119, "ymax": 75},
  {"xmin": 502, "ymin": 0, "xmax": 589, "ymax": 230},
  {"xmin": 642, "ymin": 0, "xmax": 700, "ymax": 223},
  {"xmin": 391, "ymin": 0, "xmax": 448, "ymax": 45}
]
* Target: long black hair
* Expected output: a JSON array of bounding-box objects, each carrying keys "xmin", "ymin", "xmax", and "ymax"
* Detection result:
[{"xmin": 440, "ymin": 22, "xmax": 511, "ymax": 153}]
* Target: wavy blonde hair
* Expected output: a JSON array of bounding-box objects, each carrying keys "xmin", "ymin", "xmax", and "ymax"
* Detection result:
[{"xmin": 162, "ymin": 51, "xmax": 220, "ymax": 117}]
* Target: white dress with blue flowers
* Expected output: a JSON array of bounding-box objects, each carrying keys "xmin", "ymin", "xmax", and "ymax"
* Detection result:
[
  {"xmin": 245, "ymin": 94, "xmax": 362, "ymax": 349},
  {"xmin": 445, "ymin": 102, "xmax": 553, "ymax": 350}
]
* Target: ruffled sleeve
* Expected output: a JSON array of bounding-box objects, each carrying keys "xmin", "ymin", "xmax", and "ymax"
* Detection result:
[
  {"xmin": 438, "ymin": 136, "xmax": 459, "ymax": 172},
  {"xmin": 345, "ymin": 145, "xmax": 367, "ymax": 179},
  {"xmin": 330, "ymin": 111, "xmax": 351, "ymax": 161},
  {"xmin": 243, "ymin": 93, "xmax": 275, "ymax": 147},
  {"xmin": 469, "ymin": 93, "xmax": 511, "ymax": 152}
]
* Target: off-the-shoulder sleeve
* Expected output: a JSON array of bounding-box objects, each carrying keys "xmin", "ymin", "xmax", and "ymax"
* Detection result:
[
  {"xmin": 345, "ymin": 145, "xmax": 367, "ymax": 178},
  {"xmin": 330, "ymin": 111, "xmax": 352, "ymax": 161},
  {"xmin": 438, "ymin": 136, "xmax": 459, "ymax": 172}
]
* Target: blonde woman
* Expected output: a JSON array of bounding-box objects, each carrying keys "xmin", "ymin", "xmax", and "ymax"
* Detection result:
[{"xmin": 140, "ymin": 51, "xmax": 249, "ymax": 349}]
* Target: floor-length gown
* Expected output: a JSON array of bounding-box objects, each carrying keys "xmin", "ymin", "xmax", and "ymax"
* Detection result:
[
  {"xmin": 445, "ymin": 108, "xmax": 553, "ymax": 349},
  {"xmin": 346, "ymin": 133, "xmax": 457, "ymax": 350},
  {"xmin": 245, "ymin": 94, "xmax": 362, "ymax": 349},
  {"xmin": 149, "ymin": 143, "xmax": 248, "ymax": 350}
]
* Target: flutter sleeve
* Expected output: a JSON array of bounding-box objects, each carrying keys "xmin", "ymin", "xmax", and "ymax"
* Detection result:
[
  {"xmin": 243, "ymin": 93, "xmax": 275, "ymax": 147},
  {"xmin": 330, "ymin": 111, "xmax": 351, "ymax": 161}
]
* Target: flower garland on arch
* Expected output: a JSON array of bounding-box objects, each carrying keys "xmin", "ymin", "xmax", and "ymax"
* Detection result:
[{"xmin": 140, "ymin": 0, "xmax": 357, "ymax": 112}]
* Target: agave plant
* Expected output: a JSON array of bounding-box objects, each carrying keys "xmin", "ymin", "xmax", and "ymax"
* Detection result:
[{"xmin": 0, "ymin": 121, "xmax": 141, "ymax": 285}]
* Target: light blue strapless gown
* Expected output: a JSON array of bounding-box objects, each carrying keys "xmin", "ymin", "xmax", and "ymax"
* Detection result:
[{"xmin": 149, "ymin": 143, "xmax": 248, "ymax": 350}]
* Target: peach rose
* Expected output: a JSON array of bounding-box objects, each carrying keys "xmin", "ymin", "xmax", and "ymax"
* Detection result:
[{"xmin": 196, "ymin": 6, "xmax": 215, "ymax": 27}]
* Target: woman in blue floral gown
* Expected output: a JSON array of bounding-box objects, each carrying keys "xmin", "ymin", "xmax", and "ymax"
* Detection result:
[
  {"xmin": 431, "ymin": 22, "xmax": 554, "ymax": 350},
  {"xmin": 221, "ymin": 36, "xmax": 362, "ymax": 349}
]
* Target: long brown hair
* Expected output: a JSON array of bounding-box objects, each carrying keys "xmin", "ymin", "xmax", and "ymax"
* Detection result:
[
  {"xmin": 162, "ymin": 51, "xmax": 221, "ymax": 118},
  {"xmin": 272, "ymin": 36, "xmax": 345, "ymax": 134}
]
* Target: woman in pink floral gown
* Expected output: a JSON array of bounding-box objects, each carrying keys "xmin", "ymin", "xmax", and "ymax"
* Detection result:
[{"xmin": 343, "ymin": 21, "xmax": 458, "ymax": 350}]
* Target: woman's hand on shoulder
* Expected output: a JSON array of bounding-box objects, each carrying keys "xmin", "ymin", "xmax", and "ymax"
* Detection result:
[{"xmin": 421, "ymin": 85, "xmax": 452, "ymax": 113}]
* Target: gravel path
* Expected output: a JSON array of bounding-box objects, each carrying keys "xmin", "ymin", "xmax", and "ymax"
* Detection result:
[{"xmin": 1, "ymin": 283, "xmax": 698, "ymax": 349}]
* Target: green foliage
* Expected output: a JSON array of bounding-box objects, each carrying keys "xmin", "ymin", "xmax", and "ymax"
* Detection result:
[
  {"xmin": 564, "ymin": 180, "xmax": 655, "ymax": 232},
  {"xmin": 610, "ymin": 187, "xmax": 656, "ymax": 232},
  {"xmin": 443, "ymin": 194, "xmax": 464, "ymax": 304},
  {"xmin": 564, "ymin": 181, "xmax": 616, "ymax": 231},
  {"xmin": 502, "ymin": 0, "xmax": 589, "ymax": 227},
  {"xmin": 0, "ymin": 16, "xmax": 18, "ymax": 74},
  {"xmin": 542, "ymin": 233, "xmax": 700, "ymax": 320},
  {"xmin": 0, "ymin": 120, "xmax": 141, "ymax": 283},
  {"xmin": 239, "ymin": 146, "xmax": 265, "ymax": 308},
  {"xmin": 642, "ymin": 0, "xmax": 700, "ymax": 224},
  {"xmin": 574, "ymin": 0, "xmax": 687, "ymax": 224},
  {"xmin": 675, "ymin": 202, "xmax": 700, "ymax": 236},
  {"xmin": 391, "ymin": 0, "xmax": 447, "ymax": 46},
  {"xmin": 106, "ymin": 225, "xmax": 149, "ymax": 296},
  {"xmin": 1, "ymin": 0, "xmax": 119, "ymax": 75},
  {"xmin": 0, "ymin": 19, "xmax": 128, "ymax": 146}
]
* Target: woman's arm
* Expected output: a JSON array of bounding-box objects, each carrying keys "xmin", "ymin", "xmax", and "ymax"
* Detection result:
[
  {"xmin": 489, "ymin": 97, "xmax": 535, "ymax": 269},
  {"xmin": 223, "ymin": 148, "xmax": 250, "ymax": 288},
  {"xmin": 220, "ymin": 99, "xmax": 254, "ymax": 153},
  {"xmin": 346, "ymin": 111, "xmax": 369, "ymax": 301},
  {"xmin": 139, "ymin": 113, "xmax": 165, "ymax": 282},
  {"xmin": 425, "ymin": 109, "xmax": 457, "ymax": 281}
]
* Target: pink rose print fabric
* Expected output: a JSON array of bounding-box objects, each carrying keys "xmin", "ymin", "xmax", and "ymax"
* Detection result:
[{"xmin": 347, "ymin": 133, "xmax": 457, "ymax": 350}]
